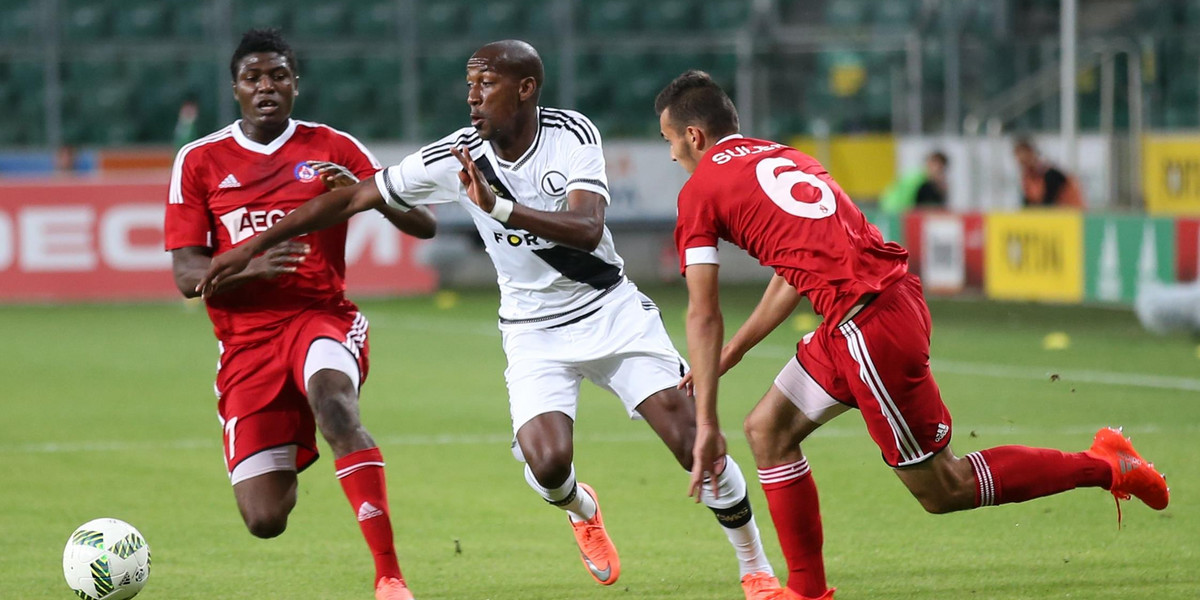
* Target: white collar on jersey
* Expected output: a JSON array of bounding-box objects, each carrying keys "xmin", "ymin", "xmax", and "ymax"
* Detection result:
[
  {"xmin": 715, "ymin": 133, "xmax": 745, "ymax": 145},
  {"xmin": 231, "ymin": 118, "xmax": 298, "ymax": 155},
  {"xmin": 494, "ymin": 107, "xmax": 543, "ymax": 170}
]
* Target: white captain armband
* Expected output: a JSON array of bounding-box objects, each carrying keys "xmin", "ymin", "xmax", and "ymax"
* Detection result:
[
  {"xmin": 489, "ymin": 198, "xmax": 515, "ymax": 222},
  {"xmin": 684, "ymin": 246, "xmax": 719, "ymax": 266}
]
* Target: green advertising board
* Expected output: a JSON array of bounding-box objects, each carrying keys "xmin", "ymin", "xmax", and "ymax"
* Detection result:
[
  {"xmin": 1084, "ymin": 215, "xmax": 1177, "ymax": 304},
  {"xmin": 860, "ymin": 208, "xmax": 903, "ymax": 246}
]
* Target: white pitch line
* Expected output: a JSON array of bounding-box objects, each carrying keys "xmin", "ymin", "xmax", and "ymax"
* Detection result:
[
  {"xmin": 746, "ymin": 344, "xmax": 1200, "ymax": 393},
  {"xmin": 369, "ymin": 314, "xmax": 1200, "ymax": 392},
  {"xmin": 13, "ymin": 323, "xmax": 1192, "ymax": 455},
  {"xmin": 0, "ymin": 431, "xmax": 658, "ymax": 455},
  {"xmin": 6, "ymin": 423, "xmax": 1193, "ymax": 455}
]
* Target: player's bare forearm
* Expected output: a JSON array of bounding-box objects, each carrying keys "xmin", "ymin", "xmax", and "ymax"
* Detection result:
[
  {"xmin": 171, "ymin": 246, "xmax": 292, "ymax": 298},
  {"xmin": 376, "ymin": 204, "xmax": 437, "ymax": 239},
  {"xmin": 685, "ymin": 264, "xmax": 726, "ymax": 502},
  {"xmin": 250, "ymin": 180, "xmax": 382, "ymax": 255},
  {"xmin": 173, "ymin": 247, "xmax": 220, "ymax": 298},
  {"xmin": 727, "ymin": 273, "xmax": 805, "ymax": 354},
  {"xmin": 684, "ymin": 264, "xmax": 724, "ymax": 426},
  {"xmin": 452, "ymin": 160, "xmax": 604, "ymax": 250},
  {"xmin": 687, "ymin": 312, "xmax": 723, "ymax": 423},
  {"xmin": 506, "ymin": 190, "xmax": 605, "ymax": 251},
  {"xmin": 450, "ymin": 146, "xmax": 605, "ymax": 251}
]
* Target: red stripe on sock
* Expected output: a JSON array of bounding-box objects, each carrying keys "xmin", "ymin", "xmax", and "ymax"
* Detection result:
[{"xmin": 335, "ymin": 447, "xmax": 402, "ymax": 583}]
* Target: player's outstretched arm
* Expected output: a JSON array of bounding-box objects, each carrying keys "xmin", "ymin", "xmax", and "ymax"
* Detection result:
[
  {"xmin": 310, "ymin": 160, "xmax": 437, "ymax": 239},
  {"xmin": 684, "ymin": 263, "xmax": 728, "ymax": 502},
  {"xmin": 725, "ymin": 274, "xmax": 805, "ymax": 363},
  {"xmin": 197, "ymin": 179, "xmax": 384, "ymax": 296},
  {"xmin": 679, "ymin": 273, "xmax": 803, "ymax": 393},
  {"xmin": 450, "ymin": 145, "xmax": 605, "ymax": 251},
  {"xmin": 377, "ymin": 204, "xmax": 437, "ymax": 239}
]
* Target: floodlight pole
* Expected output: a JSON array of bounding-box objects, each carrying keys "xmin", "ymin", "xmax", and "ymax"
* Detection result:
[
  {"xmin": 1061, "ymin": 0, "xmax": 1079, "ymax": 174},
  {"xmin": 41, "ymin": 0, "xmax": 63, "ymax": 151}
]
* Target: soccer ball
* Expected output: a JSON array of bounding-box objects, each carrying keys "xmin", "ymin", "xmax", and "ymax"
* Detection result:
[{"xmin": 63, "ymin": 518, "xmax": 151, "ymax": 600}]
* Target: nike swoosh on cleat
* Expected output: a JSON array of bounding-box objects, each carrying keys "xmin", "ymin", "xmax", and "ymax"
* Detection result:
[{"xmin": 582, "ymin": 555, "xmax": 612, "ymax": 582}]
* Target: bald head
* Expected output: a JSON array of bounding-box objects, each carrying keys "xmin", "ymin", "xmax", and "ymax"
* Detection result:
[{"xmin": 468, "ymin": 40, "xmax": 544, "ymax": 100}]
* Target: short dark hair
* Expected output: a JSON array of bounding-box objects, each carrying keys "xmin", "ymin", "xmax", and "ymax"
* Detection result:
[
  {"xmin": 654, "ymin": 70, "xmax": 739, "ymax": 139},
  {"xmin": 230, "ymin": 28, "xmax": 296, "ymax": 81},
  {"xmin": 1013, "ymin": 137, "xmax": 1036, "ymax": 153},
  {"xmin": 929, "ymin": 151, "xmax": 948, "ymax": 166}
]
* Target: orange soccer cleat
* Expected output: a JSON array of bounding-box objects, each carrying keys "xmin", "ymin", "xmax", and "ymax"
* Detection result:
[
  {"xmin": 781, "ymin": 587, "xmax": 836, "ymax": 600},
  {"xmin": 374, "ymin": 577, "xmax": 414, "ymax": 600},
  {"xmin": 740, "ymin": 571, "xmax": 784, "ymax": 600},
  {"xmin": 570, "ymin": 483, "xmax": 620, "ymax": 585},
  {"xmin": 1086, "ymin": 427, "xmax": 1169, "ymax": 511}
]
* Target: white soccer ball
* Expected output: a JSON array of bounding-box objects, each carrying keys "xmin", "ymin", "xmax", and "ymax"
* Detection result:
[{"xmin": 63, "ymin": 518, "xmax": 151, "ymax": 600}]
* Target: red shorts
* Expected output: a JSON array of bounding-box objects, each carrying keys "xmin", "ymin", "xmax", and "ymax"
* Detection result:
[
  {"xmin": 797, "ymin": 274, "xmax": 952, "ymax": 467},
  {"xmin": 215, "ymin": 301, "xmax": 369, "ymax": 475}
]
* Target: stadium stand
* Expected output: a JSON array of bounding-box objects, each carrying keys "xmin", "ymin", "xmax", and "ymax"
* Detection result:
[{"xmin": 1, "ymin": 0, "xmax": 1194, "ymax": 146}]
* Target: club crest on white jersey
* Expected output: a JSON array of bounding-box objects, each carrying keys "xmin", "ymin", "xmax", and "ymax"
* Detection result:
[{"xmin": 375, "ymin": 107, "xmax": 627, "ymax": 329}]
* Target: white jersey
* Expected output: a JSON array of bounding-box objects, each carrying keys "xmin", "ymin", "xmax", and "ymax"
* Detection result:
[{"xmin": 374, "ymin": 107, "xmax": 631, "ymax": 331}]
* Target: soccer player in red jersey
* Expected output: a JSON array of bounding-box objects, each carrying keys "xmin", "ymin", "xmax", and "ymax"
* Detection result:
[
  {"xmin": 198, "ymin": 41, "xmax": 785, "ymax": 600},
  {"xmin": 655, "ymin": 71, "xmax": 1169, "ymax": 600},
  {"xmin": 165, "ymin": 29, "xmax": 434, "ymax": 600}
]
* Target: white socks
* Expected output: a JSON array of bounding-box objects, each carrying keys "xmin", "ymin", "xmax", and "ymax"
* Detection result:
[
  {"xmin": 523, "ymin": 456, "xmax": 773, "ymax": 578},
  {"xmin": 699, "ymin": 455, "xmax": 774, "ymax": 578},
  {"xmin": 524, "ymin": 463, "xmax": 597, "ymax": 522}
]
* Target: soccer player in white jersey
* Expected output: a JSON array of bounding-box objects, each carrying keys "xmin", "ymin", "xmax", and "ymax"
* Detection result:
[{"xmin": 200, "ymin": 40, "xmax": 783, "ymax": 599}]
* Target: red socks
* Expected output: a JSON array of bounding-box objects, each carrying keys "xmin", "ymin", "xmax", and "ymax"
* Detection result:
[
  {"xmin": 759, "ymin": 459, "xmax": 828, "ymax": 599},
  {"xmin": 754, "ymin": 446, "xmax": 1110, "ymax": 597},
  {"xmin": 966, "ymin": 446, "xmax": 1112, "ymax": 507},
  {"xmin": 335, "ymin": 447, "xmax": 403, "ymax": 583}
]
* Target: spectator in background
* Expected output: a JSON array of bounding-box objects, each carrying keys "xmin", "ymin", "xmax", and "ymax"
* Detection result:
[
  {"xmin": 173, "ymin": 95, "xmax": 199, "ymax": 150},
  {"xmin": 914, "ymin": 151, "xmax": 948, "ymax": 208},
  {"xmin": 54, "ymin": 145, "xmax": 77, "ymax": 173},
  {"xmin": 1013, "ymin": 138, "xmax": 1085, "ymax": 208},
  {"xmin": 879, "ymin": 150, "xmax": 948, "ymax": 214}
]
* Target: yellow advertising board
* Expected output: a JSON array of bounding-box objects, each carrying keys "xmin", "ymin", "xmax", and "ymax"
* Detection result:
[
  {"xmin": 1142, "ymin": 134, "xmax": 1200, "ymax": 216},
  {"xmin": 788, "ymin": 134, "xmax": 895, "ymax": 200},
  {"xmin": 985, "ymin": 212, "xmax": 1084, "ymax": 302}
]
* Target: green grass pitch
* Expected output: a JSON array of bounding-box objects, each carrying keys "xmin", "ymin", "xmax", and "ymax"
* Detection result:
[{"xmin": 1, "ymin": 285, "xmax": 1197, "ymax": 599}]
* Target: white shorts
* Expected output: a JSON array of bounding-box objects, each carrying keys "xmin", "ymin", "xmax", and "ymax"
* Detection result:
[
  {"xmin": 773, "ymin": 354, "xmax": 852, "ymax": 425},
  {"xmin": 502, "ymin": 287, "xmax": 687, "ymax": 436}
]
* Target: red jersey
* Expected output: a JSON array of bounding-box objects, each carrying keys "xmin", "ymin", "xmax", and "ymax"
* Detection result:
[
  {"xmin": 166, "ymin": 119, "xmax": 380, "ymax": 344},
  {"xmin": 675, "ymin": 135, "xmax": 908, "ymax": 323}
]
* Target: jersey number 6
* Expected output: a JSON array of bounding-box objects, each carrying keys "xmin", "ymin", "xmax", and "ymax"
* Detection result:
[{"xmin": 755, "ymin": 157, "xmax": 837, "ymax": 219}]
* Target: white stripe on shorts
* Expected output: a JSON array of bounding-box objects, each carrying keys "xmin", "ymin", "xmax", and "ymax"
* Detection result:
[
  {"xmin": 343, "ymin": 312, "xmax": 368, "ymax": 358},
  {"xmin": 839, "ymin": 320, "xmax": 931, "ymax": 466}
]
